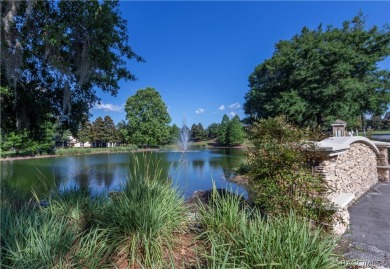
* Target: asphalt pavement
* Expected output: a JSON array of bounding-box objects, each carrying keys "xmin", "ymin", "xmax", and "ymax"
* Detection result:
[{"xmin": 343, "ymin": 182, "xmax": 390, "ymax": 268}]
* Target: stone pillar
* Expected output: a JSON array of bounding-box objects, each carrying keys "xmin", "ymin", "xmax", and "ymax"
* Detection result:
[{"xmin": 376, "ymin": 145, "xmax": 390, "ymax": 182}]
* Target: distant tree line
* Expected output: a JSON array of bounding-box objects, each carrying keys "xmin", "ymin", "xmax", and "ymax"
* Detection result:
[
  {"xmin": 168, "ymin": 114, "xmax": 245, "ymax": 146},
  {"xmin": 366, "ymin": 112, "xmax": 390, "ymax": 131}
]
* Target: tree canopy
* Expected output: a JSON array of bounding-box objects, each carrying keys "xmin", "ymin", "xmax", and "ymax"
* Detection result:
[
  {"xmin": 125, "ymin": 87, "xmax": 171, "ymax": 146},
  {"xmin": 206, "ymin": 123, "xmax": 220, "ymax": 139},
  {"xmin": 1, "ymin": 0, "xmax": 142, "ymax": 137},
  {"xmin": 190, "ymin": 123, "xmax": 207, "ymax": 141},
  {"xmin": 218, "ymin": 114, "xmax": 230, "ymax": 145},
  {"xmin": 226, "ymin": 115, "xmax": 245, "ymax": 146},
  {"xmin": 244, "ymin": 13, "xmax": 390, "ymax": 129}
]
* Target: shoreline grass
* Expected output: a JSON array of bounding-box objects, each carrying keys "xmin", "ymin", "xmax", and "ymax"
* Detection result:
[
  {"xmin": 1, "ymin": 157, "xmax": 342, "ymax": 268},
  {"xmin": 371, "ymin": 130, "xmax": 390, "ymax": 135}
]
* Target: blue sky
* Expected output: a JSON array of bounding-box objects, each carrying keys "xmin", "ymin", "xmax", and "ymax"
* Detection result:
[{"xmin": 90, "ymin": 1, "xmax": 390, "ymax": 128}]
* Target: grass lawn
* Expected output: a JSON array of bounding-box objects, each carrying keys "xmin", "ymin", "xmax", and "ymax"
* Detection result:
[{"xmin": 371, "ymin": 130, "xmax": 390, "ymax": 135}]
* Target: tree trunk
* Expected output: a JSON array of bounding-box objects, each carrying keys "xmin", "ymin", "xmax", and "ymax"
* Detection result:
[
  {"xmin": 316, "ymin": 113, "xmax": 324, "ymax": 127},
  {"xmin": 361, "ymin": 113, "xmax": 366, "ymax": 133}
]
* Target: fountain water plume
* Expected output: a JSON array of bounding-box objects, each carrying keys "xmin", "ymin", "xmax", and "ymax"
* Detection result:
[{"xmin": 179, "ymin": 116, "xmax": 190, "ymax": 151}]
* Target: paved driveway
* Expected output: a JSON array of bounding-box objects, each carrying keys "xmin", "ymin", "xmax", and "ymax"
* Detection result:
[{"xmin": 343, "ymin": 182, "xmax": 390, "ymax": 267}]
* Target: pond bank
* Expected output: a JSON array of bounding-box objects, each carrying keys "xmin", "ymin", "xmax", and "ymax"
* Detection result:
[
  {"xmin": 1, "ymin": 144, "xmax": 250, "ymax": 162},
  {"xmin": 0, "ymin": 148, "xmax": 159, "ymax": 162}
]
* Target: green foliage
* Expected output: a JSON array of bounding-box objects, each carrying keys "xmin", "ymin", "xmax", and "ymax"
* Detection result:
[
  {"xmin": 81, "ymin": 115, "xmax": 118, "ymax": 147},
  {"xmin": 244, "ymin": 13, "xmax": 390, "ymax": 128},
  {"xmin": 366, "ymin": 112, "xmax": 390, "ymax": 130},
  {"xmin": 170, "ymin": 124, "xmax": 181, "ymax": 143},
  {"xmin": 54, "ymin": 146, "xmax": 138, "ymax": 156},
  {"xmin": 96, "ymin": 154, "xmax": 187, "ymax": 267},
  {"xmin": 218, "ymin": 114, "xmax": 230, "ymax": 145},
  {"xmin": 1, "ymin": 203, "xmax": 77, "ymax": 268},
  {"xmin": 103, "ymin": 116, "xmax": 118, "ymax": 143},
  {"xmin": 0, "ymin": 153, "xmax": 187, "ymax": 268},
  {"xmin": 245, "ymin": 117, "xmax": 331, "ymax": 222},
  {"xmin": 1, "ymin": 0, "xmax": 143, "ymax": 135},
  {"xmin": 125, "ymin": 87, "xmax": 171, "ymax": 147},
  {"xmin": 226, "ymin": 115, "xmax": 245, "ymax": 146},
  {"xmin": 1, "ymin": 125, "xmax": 55, "ymax": 155},
  {"xmin": 198, "ymin": 188, "xmax": 341, "ymax": 269},
  {"xmin": 91, "ymin": 117, "xmax": 105, "ymax": 147},
  {"xmin": 206, "ymin": 123, "xmax": 220, "ymax": 139},
  {"xmin": 78, "ymin": 122, "xmax": 92, "ymax": 143},
  {"xmin": 117, "ymin": 120, "xmax": 130, "ymax": 145},
  {"xmin": 1, "ymin": 131, "xmax": 27, "ymax": 153},
  {"xmin": 191, "ymin": 122, "xmax": 207, "ymax": 141},
  {"xmin": 217, "ymin": 115, "xmax": 245, "ymax": 146}
]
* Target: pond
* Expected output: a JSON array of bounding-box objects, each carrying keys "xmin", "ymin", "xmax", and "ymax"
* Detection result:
[
  {"xmin": 1, "ymin": 148, "xmax": 248, "ymax": 199},
  {"xmin": 371, "ymin": 134, "xmax": 390, "ymax": 141}
]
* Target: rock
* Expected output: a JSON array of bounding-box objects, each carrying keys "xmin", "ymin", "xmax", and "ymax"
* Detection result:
[{"xmin": 185, "ymin": 188, "xmax": 250, "ymax": 213}]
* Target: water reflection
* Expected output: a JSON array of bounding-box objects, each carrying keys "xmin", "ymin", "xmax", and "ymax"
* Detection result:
[{"xmin": 1, "ymin": 149, "xmax": 247, "ymax": 199}]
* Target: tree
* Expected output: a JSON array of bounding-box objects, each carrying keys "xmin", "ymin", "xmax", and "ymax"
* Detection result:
[
  {"xmin": 103, "ymin": 116, "xmax": 117, "ymax": 146},
  {"xmin": 226, "ymin": 115, "xmax": 245, "ymax": 146},
  {"xmin": 125, "ymin": 88, "xmax": 171, "ymax": 147},
  {"xmin": 78, "ymin": 122, "xmax": 92, "ymax": 144},
  {"xmin": 170, "ymin": 124, "xmax": 181, "ymax": 143},
  {"xmin": 191, "ymin": 123, "xmax": 206, "ymax": 141},
  {"xmin": 190, "ymin": 124, "xmax": 199, "ymax": 141},
  {"xmin": 218, "ymin": 114, "xmax": 230, "ymax": 145},
  {"xmin": 244, "ymin": 13, "xmax": 390, "ymax": 129},
  {"xmin": 367, "ymin": 115, "xmax": 383, "ymax": 130},
  {"xmin": 1, "ymin": 0, "xmax": 143, "ymax": 138},
  {"xmin": 116, "ymin": 120, "xmax": 130, "ymax": 145},
  {"xmin": 91, "ymin": 117, "xmax": 105, "ymax": 147},
  {"xmin": 2, "ymin": 131, "xmax": 27, "ymax": 154},
  {"xmin": 206, "ymin": 123, "xmax": 220, "ymax": 139}
]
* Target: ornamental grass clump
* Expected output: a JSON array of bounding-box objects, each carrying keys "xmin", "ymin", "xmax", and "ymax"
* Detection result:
[
  {"xmin": 99, "ymin": 153, "xmax": 188, "ymax": 267},
  {"xmin": 1, "ymin": 186, "xmax": 115, "ymax": 268},
  {"xmin": 198, "ymin": 187, "xmax": 341, "ymax": 269},
  {"xmin": 0, "ymin": 203, "xmax": 76, "ymax": 268}
]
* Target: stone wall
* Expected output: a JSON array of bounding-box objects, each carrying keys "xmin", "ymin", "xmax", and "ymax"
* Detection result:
[
  {"xmin": 317, "ymin": 142, "xmax": 378, "ymax": 201},
  {"xmin": 376, "ymin": 144, "xmax": 390, "ymax": 182}
]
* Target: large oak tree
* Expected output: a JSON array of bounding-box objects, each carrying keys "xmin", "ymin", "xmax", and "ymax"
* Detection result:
[
  {"xmin": 244, "ymin": 13, "xmax": 390, "ymax": 129},
  {"xmin": 1, "ymin": 0, "xmax": 142, "ymax": 140},
  {"xmin": 125, "ymin": 87, "xmax": 171, "ymax": 147}
]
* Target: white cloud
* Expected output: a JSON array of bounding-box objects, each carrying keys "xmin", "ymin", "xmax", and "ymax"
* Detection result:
[
  {"xmin": 195, "ymin": 108, "xmax": 205, "ymax": 114},
  {"xmin": 229, "ymin": 111, "xmax": 236, "ymax": 117},
  {"xmin": 93, "ymin": 102, "xmax": 123, "ymax": 112},
  {"xmin": 218, "ymin": 105, "xmax": 225, "ymax": 111},
  {"xmin": 229, "ymin": 102, "xmax": 241, "ymax": 109}
]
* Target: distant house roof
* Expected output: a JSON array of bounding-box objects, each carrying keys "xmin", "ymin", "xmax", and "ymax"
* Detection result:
[{"xmin": 331, "ymin": 119, "xmax": 347, "ymax": 126}]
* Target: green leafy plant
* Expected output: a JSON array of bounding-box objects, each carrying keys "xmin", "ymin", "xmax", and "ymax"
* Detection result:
[{"xmin": 244, "ymin": 117, "xmax": 331, "ymax": 223}]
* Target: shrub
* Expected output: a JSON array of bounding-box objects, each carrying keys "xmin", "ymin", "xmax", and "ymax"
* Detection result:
[{"xmin": 244, "ymin": 117, "xmax": 331, "ymax": 223}]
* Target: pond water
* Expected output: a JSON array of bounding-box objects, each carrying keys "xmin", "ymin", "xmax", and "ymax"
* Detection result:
[
  {"xmin": 1, "ymin": 149, "xmax": 248, "ymax": 199},
  {"xmin": 371, "ymin": 134, "xmax": 390, "ymax": 141}
]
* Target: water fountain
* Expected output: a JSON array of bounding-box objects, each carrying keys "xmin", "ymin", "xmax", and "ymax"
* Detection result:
[
  {"xmin": 178, "ymin": 116, "xmax": 191, "ymax": 151},
  {"xmin": 179, "ymin": 124, "xmax": 190, "ymax": 151}
]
